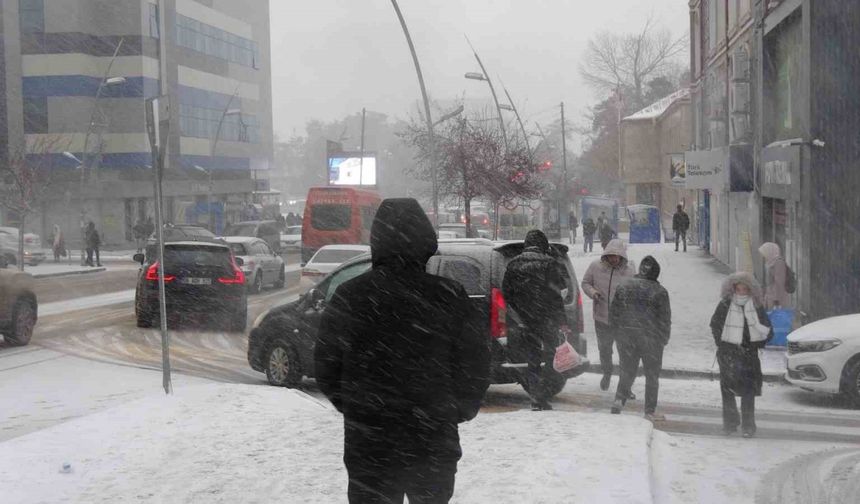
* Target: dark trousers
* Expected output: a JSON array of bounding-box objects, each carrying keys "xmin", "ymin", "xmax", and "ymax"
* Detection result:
[
  {"xmin": 584, "ymin": 235, "xmax": 594, "ymax": 253},
  {"xmin": 346, "ymin": 459, "xmax": 457, "ymax": 504},
  {"xmin": 595, "ymin": 322, "xmax": 616, "ymax": 377},
  {"xmin": 675, "ymin": 230, "xmax": 687, "ymax": 251},
  {"xmin": 615, "ymin": 339, "xmax": 663, "ymax": 414},
  {"xmin": 86, "ymin": 247, "xmax": 101, "ymax": 266},
  {"xmin": 523, "ymin": 327, "xmax": 557, "ymax": 403},
  {"xmin": 721, "ymin": 387, "xmax": 756, "ymax": 433}
]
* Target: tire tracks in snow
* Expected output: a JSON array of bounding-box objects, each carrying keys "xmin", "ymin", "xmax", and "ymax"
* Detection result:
[{"xmin": 755, "ymin": 447, "xmax": 860, "ymax": 504}]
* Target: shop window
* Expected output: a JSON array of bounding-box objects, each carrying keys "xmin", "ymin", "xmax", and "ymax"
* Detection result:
[
  {"xmin": 19, "ymin": 0, "xmax": 44, "ymax": 33},
  {"xmin": 149, "ymin": 3, "xmax": 160, "ymax": 39},
  {"xmin": 23, "ymin": 96, "xmax": 48, "ymax": 134}
]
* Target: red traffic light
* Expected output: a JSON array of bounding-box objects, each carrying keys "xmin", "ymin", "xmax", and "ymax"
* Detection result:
[{"xmin": 538, "ymin": 160, "xmax": 552, "ymax": 172}]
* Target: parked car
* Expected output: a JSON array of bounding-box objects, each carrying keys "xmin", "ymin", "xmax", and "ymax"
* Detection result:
[
  {"xmin": 280, "ymin": 225, "xmax": 303, "ymax": 250},
  {"xmin": 300, "ymin": 244, "xmax": 370, "ymax": 289},
  {"xmin": 223, "ymin": 220, "xmax": 282, "ymax": 254},
  {"xmin": 0, "ymin": 268, "xmax": 38, "ymax": 346},
  {"xmin": 224, "ymin": 237, "xmax": 286, "ymax": 294},
  {"xmin": 786, "ymin": 313, "xmax": 860, "ymax": 407},
  {"xmin": 249, "ymin": 240, "xmax": 588, "ymax": 395},
  {"xmin": 159, "ymin": 224, "xmax": 216, "ymax": 241},
  {"xmin": 0, "ymin": 228, "xmax": 46, "ymax": 266},
  {"xmin": 134, "ymin": 239, "xmax": 248, "ymax": 332}
]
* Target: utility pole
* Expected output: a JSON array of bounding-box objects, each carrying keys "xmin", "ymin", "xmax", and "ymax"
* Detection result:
[
  {"xmin": 359, "ymin": 107, "xmax": 366, "ymax": 185},
  {"xmin": 560, "ymin": 102, "xmax": 568, "ymax": 238}
]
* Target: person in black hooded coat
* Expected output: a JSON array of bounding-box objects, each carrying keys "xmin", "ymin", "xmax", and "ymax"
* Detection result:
[
  {"xmin": 502, "ymin": 229, "xmax": 567, "ymax": 411},
  {"xmin": 609, "ymin": 256, "xmax": 671, "ymax": 419},
  {"xmin": 315, "ymin": 198, "xmax": 490, "ymax": 504}
]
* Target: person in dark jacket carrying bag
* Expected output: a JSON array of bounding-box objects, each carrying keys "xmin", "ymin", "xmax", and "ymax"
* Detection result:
[
  {"xmin": 315, "ymin": 198, "xmax": 490, "ymax": 504},
  {"xmin": 502, "ymin": 229, "xmax": 567, "ymax": 411},
  {"xmin": 609, "ymin": 256, "xmax": 671, "ymax": 421},
  {"xmin": 710, "ymin": 272, "xmax": 772, "ymax": 438}
]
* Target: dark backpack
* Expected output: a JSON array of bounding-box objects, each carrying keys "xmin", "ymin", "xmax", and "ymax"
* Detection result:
[{"xmin": 784, "ymin": 263, "xmax": 797, "ymax": 294}]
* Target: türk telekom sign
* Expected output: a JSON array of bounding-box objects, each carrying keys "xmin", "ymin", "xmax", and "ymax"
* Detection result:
[{"xmin": 684, "ymin": 147, "xmax": 728, "ymax": 190}]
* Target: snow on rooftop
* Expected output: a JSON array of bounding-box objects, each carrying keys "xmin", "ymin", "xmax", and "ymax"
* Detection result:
[{"xmin": 623, "ymin": 88, "xmax": 691, "ymax": 121}]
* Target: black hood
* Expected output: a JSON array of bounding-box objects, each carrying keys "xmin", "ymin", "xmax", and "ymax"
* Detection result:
[
  {"xmin": 523, "ymin": 229, "xmax": 550, "ymax": 253},
  {"xmin": 370, "ymin": 198, "xmax": 437, "ymax": 269},
  {"xmin": 638, "ymin": 255, "xmax": 661, "ymax": 281}
]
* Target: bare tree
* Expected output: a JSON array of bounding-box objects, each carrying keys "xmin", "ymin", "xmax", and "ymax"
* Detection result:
[
  {"xmin": 0, "ymin": 136, "xmax": 67, "ymax": 270},
  {"xmin": 579, "ymin": 17, "xmax": 687, "ymax": 108},
  {"xmin": 400, "ymin": 110, "xmax": 542, "ymax": 238}
]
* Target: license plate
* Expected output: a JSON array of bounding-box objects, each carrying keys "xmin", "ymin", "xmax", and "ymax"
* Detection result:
[{"xmin": 181, "ymin": 277, "xmax": 212, "ymax": 285}]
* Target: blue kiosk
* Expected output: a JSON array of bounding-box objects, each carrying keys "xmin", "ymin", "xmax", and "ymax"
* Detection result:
[{"xmin": 627, "ymin": 204, "xmax": 662, "ymax": 244}]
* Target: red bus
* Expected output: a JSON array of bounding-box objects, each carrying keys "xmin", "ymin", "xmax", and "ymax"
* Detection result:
[{"xmin": 301, "ymin": 187, "xmax": 381, "ymax": 263}]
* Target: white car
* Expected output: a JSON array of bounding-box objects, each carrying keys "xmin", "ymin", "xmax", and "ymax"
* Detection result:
[
  {"xmin": 300, "ymin": 244, "xmax": 370, "ymax": 289},
  {"xmin": 786, "ymin": 313, "xmax": 860, "ymax": 406},
  {"xmin": 224, "ymin": 237, "xmax": 286, "ymax": 294},
  {"xmin": 0, "ymin": 227, "xmax": 46, "ymax": 266},
  {"xmin": 280, "ymin": 225, "xmax": 302, "ymax": 250}
]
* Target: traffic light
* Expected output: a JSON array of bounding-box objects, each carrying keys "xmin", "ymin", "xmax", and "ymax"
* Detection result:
[{"xmin": 537, "ymin": 160, "xmax": 552, "ymax": 173}]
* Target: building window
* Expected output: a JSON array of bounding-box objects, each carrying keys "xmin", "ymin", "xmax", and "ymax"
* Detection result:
[
  {"xmin": 23, "ymin": 96, "xmax": 48, "ymax": 133},
  {"xmin": 149, "ymin": 3, "xmax": 160, "ymax": 39},
  {"xmin": 179, "ymin": 103, "xmax": 260, "ymax": 143},
  {"xmin": 175, "ymin": 14, "xmax": 260, "ymax": 69},
  {"xmin": 19, "ymin": 0, "xmax": 44, "ymax": 33}
]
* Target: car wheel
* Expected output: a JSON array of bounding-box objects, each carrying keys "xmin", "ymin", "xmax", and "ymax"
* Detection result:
[
  {"xmin": 251, "ymin": 273, "xmax": 263, "ymax": 294},
  {"xmin": 265, "ymin": 339, "xmax": 301, "ymax": 387},
  {"xmin": 6, "ymin": 299, "xmax": 36, "ymax": 346},
  {"xmin": 274, "ymin": 266, "xmax": 286, "ymax": 289},
  {"xmin": 4, "ymin": 253, "xmax": 16, "ymax": 266},
  {"xmin": 842, "ymin": 358, "xmax": 860, "ymax": 408},
  {"xmin": 518, "ymin": 370, "xmax": 567, "ymax": 399},
  {"xmin": 136, "ymin": 304, "xmax": 155, "ymax": 328}
]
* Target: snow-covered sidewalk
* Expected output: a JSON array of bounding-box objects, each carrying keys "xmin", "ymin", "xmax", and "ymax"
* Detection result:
[
  {"xmin": 570, "ymin": 242, "xmax": 786, "ymax": 377},
  {"xmin": 23, "ymin": 262, "xmax": 106, "ymax": 278},
  {"xmin": 0, "ymin": 380, "xmax": 849, "ymax": 504}
]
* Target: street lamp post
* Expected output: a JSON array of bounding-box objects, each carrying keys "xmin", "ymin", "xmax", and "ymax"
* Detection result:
[
  {"xmin": 390, "ymin": 0, "xmax": 439, "ymax": 227},
  {"xmin": 464, "ymin": 38, "xmax": 508, "ymax": 153},
  {"xmin": 208, "ymin": 99, "xmax": 241, "ymax": 232}
]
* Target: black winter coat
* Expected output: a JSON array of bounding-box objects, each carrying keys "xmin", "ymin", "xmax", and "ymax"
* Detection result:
[
  {"xmin": 673, "ymin": 211, "xmax": 690, "ymax": 232},
  {"xmin": 710, "ymin": 298, "xmax": 772, "ymax": 396},
  {"xmin": 582, "ymin": 219, "xmax": 597, "ymax": 237},
  {"xmin": 502, "ymin": 247, "xmax": 567, "ymax": 331},
  {"xmin": 315, "ymin": 198, "xmax": 490, "ymax": 463},
  {"xmin": 609, "ymin": 276, "xmax": 671, "ymax": 346}
]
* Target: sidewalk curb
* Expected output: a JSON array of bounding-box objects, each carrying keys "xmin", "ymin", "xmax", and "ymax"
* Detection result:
[
  {"xmin": 30, "ymin": 267, "xmax": 107, "ymax": 279},
  {"xmin": 585, "ymin": 365, "xmax": 787, "ymax": 383}
]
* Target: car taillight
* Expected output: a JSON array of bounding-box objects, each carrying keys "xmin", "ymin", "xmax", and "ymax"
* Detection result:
[
  {"xmin": 490, "ymin": 287, "xmax": 508, "ymax": 339},
  {"xmin": 218, "ymin": 259, "xmax": 246, "ymax": 284},
  {"xmin": 576, "ymin": 289, "xmax": 585, "ymax": 334},
  {"xmin": 146, "ymin": 262, "xmax": 175, "ymax": 282}
]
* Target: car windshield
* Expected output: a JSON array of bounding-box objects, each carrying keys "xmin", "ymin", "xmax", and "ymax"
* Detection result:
[
  {"xmin": 310, "ymin": 248, "xmax": 366, "ymax": 264},
  {"xmin": 4, "ymin": 1, "xmax": 858, "ymax": 502}
]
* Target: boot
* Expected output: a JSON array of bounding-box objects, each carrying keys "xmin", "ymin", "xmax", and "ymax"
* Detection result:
[
  {"xmin": 610, "ymin": 399, "xmax": 624, "ymax": 414},
  {"xmin": 600, "ymin": 374, "xmax": 611, "ymax": 391}
]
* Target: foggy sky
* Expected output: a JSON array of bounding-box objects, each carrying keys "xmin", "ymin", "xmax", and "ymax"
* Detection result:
[{"xmin": 269, "ymin": 0, "xmax": 689, "ymax": 145}]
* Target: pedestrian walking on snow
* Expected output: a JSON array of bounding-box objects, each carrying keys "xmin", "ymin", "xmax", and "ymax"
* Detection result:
[
  {"xmin": 51, "ymin": 224, "xmax": 65, "ymax": 262},
  {"xmin": 581, "ymin": 239, "xmax": 636, "ymax": 392},
  {"xmin": 673, "ymin": 205, "xmax": 690, "ymax": 252},
  {"xmin": 84, "ymin": 221, "xmax": 102, "ymax": 267},
  {"xmin": 758, "ymin": 242, "xmax": 793, "ymax": 309},
  {"xmin": 315, "ymin": 198, "xmax": 490, "ymax": 504},
  {"xmin": 582, "ymin": 217, "xmax": 596, "ymax": 253},
  {"xmin": 502, "ymin": 229, "xmax": 568, "ymax": 411},
  {"xmin": 599, "ymin": 221, "xmax": 616, "ymax": 250},
  {"xmin": 568, "ymin": 211, "xmax": 578, "ymax": 245},
  {"xmin": 710, "ymin": 272, "xmax": 772, "ymax": 438},
  {"xmin": 609, "ymin": 256, "xmax": 671, "ymax": 420}
]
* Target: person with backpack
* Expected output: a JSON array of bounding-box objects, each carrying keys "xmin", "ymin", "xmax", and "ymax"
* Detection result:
[
  {"xmin": 758, "ymin": 242, "xmax": 794, "ymax": 309},
  {"xmin": 582, "ymin": 217, "xmax": 597, "ymax": 253}
]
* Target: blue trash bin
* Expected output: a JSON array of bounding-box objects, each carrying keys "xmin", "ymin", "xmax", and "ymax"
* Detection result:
[{"xmin": 767, "ymin": 308, "xmax": 794, "ymax": 347}]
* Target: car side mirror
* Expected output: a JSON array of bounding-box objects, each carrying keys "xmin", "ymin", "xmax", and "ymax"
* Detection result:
[
  {"xmin": 234, "ymin": 257, "xmax": 244, "ymax": 266},
  {"xmin": 133, "ymin": 253, "xmax": 145, "ymax": 264}
]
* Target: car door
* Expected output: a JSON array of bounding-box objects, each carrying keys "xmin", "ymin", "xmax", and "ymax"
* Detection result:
[
  {"xmin": 260, "ymin": 241, "xmax": 279, "ymax": 279},
  {"xmin": 252, "ymin": 241, "xmax": 272, "ymax": 283},
  {"xmin": 298, "ymin": 259, "xmax": 372, "ymax": 376},
  {"xmin": 428, "ymin": 255, "xmax": 490, "ymax": 340}
]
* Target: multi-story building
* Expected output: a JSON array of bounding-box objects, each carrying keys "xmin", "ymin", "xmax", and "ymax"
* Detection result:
[
  {"xmin": 0, "ymin": 0, "xmax": 273, "ymax": 246},
  {"xmin": 688, "ymin": 0, "xmax": 860, "ymax": 320},
  {"xmin": 620, "ymin": 88, "xmax": 696, "ymax": 228}
]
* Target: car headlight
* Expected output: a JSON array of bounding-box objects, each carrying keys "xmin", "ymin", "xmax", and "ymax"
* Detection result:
[{"xmin": 793, "ymin": 339, "xmax": 842, "ymax": 353}]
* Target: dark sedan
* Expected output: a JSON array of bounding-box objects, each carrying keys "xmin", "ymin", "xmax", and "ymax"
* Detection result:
[{"xmin": 248, "ymin": 240, "xmax": 588, "ymax": 396}]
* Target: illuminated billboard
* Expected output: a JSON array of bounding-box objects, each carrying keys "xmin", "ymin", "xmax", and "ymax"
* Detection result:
[{"xmin": 328, "ymin": 154, "xmax": 377, "ymax": 186}]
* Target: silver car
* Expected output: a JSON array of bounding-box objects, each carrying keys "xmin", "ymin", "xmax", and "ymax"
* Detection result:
[
  {"xmin": 224, "ymin": 237, "xmax": 286, "ymax": 294},
  {"xmin": 0, "ymin": 228, "xmax": 46, "ymax": 267}
]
